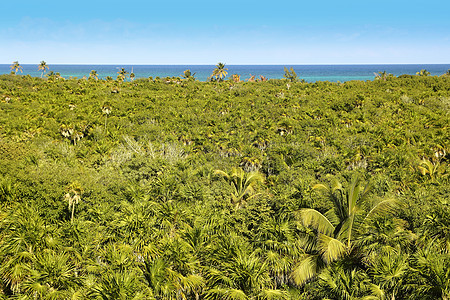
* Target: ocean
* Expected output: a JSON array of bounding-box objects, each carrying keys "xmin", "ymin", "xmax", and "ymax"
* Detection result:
[{"xmin": 1, "ymin": 64, "xmax": 449, "ymax": 82}]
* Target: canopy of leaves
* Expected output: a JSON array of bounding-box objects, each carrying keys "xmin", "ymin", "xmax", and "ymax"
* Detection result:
[{"xmin": 0, "ymin": 72, "xmax": 448, "ymax": 299}]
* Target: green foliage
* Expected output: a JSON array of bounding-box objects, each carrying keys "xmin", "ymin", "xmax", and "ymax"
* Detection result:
[
  {"xmin": 10, "ymin": 61, "xmax": 23, "ymax": 75},
  {"xmin": 182, "ymin": 69, "xmax": 196, "ymax": 81},
  {"xmin": 214, "ymin": 167, "xmax": 265, "ymax": 209},
  {"xmin": 211, "ymin": 62, "xmax": 228, "ymax": 82},
  {"xmin": 416, "ymin": 69, "xmax": 431, "ymax": 76},
  {"xmin": 0, "ymin": 74, "xmax": 448, "ymax": 298},
  {"xmin": 283, "ymin": 67, "xmax": 298, "ymax": 82}
]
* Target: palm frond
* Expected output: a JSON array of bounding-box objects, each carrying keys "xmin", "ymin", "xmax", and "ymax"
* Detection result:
[
  {"xmin": 291, "ymin": 254, "xmax": 319, "ymax": 285},
  {"xmin": 258, "ymin": 289, "xmax": 290, "ymax": 300},
  {"xmin": 299, "ymin": 208, "xmax": 335, "ymax": 236},
  {"xmin": 365, "ymin": 283, "xmax": 386, "ymax": 300},
  {"xmin": 330, "ymin": 178, "xmax": 343, "ymax": 193},
  {"xmin": 364, "ymin": 198, "xmax": 399, "ymax": 222},
  {"xmin": 317, "ymin": 234, "xmax": 347, "ymax": 264},
  {"xmin": 214, "ymin": 169, "xmax": 230, "ymax": 180},
  {"xmin": 206, "ymin": 288, "xmax": 248, "ymax": 300},
  {"xmin": 178, "ymin": 274, "xmax": 205, "ymax": 294},
  {"xmin": 312, "ymin": 183, "xmax": 329, "ymax": 192}
]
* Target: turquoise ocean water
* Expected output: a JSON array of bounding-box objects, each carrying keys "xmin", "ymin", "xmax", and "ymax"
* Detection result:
[{"xmin": 1, "ymin": 64, "xmax": 449, "ymax": 82}]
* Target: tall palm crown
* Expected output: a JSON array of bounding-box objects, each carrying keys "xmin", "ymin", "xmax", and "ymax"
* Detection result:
[
  {"xmin": 38, "ymin": 61, "xmax": 49, "ymax": 78},
  {"xmin": 416, "ymin": 69, "xmax": 430, "ymax": 76},
  {"xmin": 10, "ymin": 61, "xmax": 23, "ymax": 74},
  {"xmin": 212, "ymin": 62, "xmax": 228, "ymax": 81},
  {"xmin": 182, "ymin": 69, "xmax": 196, "ymax": 80},
  {"xmin": 117, "ymin": 68, "xmax": 129, "ymax": 82},
  {"xmin": 89, "ymin": 70, "xmax": 99, "ymax": 80}
]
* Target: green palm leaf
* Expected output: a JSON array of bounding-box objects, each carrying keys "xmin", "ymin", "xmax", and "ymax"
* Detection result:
[
  {"xmin": 317, "ymin": 234, "xmax": 347, "ymax": 263},
  {"xmin": 291, "ymin": 254, "xmax": 320, "ymax": 285},
  {"xmin": 206, "ymin": 288, "xmax": 248, "ymax": 300},
  {"xmin": 298, "ymin": 208, "xmax": 335, "ymax": 236},
  {"xmin": 258, "ymin": 289, "xmax": 290, "ymax": 299}
]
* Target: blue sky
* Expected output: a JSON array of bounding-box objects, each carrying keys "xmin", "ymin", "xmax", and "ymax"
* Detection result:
[{"xmin": 1, "ymin": 0, "xmax": 449, "ymax": 64}]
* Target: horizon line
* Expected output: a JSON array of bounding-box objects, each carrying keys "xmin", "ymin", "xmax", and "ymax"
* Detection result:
[{"xmin": 1, "ymin": 62, "xmax": 450, "ymax": 66}]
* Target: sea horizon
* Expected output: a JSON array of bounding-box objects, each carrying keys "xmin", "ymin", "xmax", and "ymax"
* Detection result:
[{"xmin": 2, "ymin": 64, "xmax": 449, "ymax": 82}]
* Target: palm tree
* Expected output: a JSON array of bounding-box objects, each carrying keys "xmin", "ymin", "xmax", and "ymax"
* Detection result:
[
  {"xmin": 283, "ymin": 67, "xmax": 298, "ymax": 82},
  {"xmin": 214, "ymin": 167, "xmax": 264, "ymax": 209},
  {"xmin": 316, "ymin": 264, "xmax": 372, "ymax": 299},
  {"xmin": 38, "ymin": 61, "xmax": 49, "ymax": 78},
  {"xmin": 374, "ymin": 71, "xmax": 391, "ymax": 81},
  {"xmin": 142, "ymin": 255, "xmax": 204, "ymax": 300},
  {"xmin": 367, "ymin": 246, "xmax": 410, "ymax": 299},
  {"xmin": 117, "ymin": 68, "xmax": 128, "ymax": 82},
  {"xmin": 182, "ymin": 69, "xmax": 196, "ymax": 80},
  {"xmin": 416, "ymin": 69, "xmax": 430, "ymax": 76},
  {"xmin": 22, "ymin": 250, "xmax": 81, "ymax": 298},
  {"xmin": 102, "ymin": 103, "xmax": 112, "ymax": 130},
  {"xmin": 232, "ymin": 74, "xmax": 241, "ymax": 82},
  {"xmin": 10, "ymin": 61, "xmax": 23, "ymax": 75},
  {"xmin": 0, "ymin": 205, "xmax": 52, "ymax": 294},
  {"xmin": 292, "ymin": 176, "xmax": 397, "ymax": 285},
  {"xmin": 259, "ymin": 75, "xmax": 268, "ymax": 82},
  {"xmin": 417, "ymin": 158, "xmax": 442, "ymax": 182},
  {"xmin": 89, "ymin": 70, "xmax": 98, "ymax": 80},
  {"xmin": 409, "ymin": 240, "xmax": 450, "ymax": 299},
  {"xmin": 130, "ymin": 67, "xmax": 135, "ymax": 81},
  {"xmin": 205, "ymin": 243, "xmax": 289, "ymax": 299},
  {"xmin": 91, "ymin": 269, "xmax": 152, "ymax": 299},
  {"xmin": 64, "ymin": 182, "xmax": 83, "ymax": 223},
  {"xmin": 0, "ymin": 176, "xmax": 18, "ymax": 203},
  {"xmin": 212, "ymin": 62, "xmax": 228, "ymax": 82},
  {"xmin": 257, "ymin": 218, "xmax": 302, "ymax": 288}
]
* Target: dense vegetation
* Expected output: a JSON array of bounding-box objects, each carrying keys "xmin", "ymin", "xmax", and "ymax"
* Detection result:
[{"xmin": 0, "ymin": 72, "xmax": 449, "ymax": 299}]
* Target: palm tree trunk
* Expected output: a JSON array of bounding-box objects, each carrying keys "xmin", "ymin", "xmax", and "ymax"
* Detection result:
[{"xmin": 71, "ymin": 203, "xmax": 75, "ymax": 223}]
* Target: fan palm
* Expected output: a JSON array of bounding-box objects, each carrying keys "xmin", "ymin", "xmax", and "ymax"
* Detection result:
[
  {"xmin": 316, "ymin": 263, "xmax": 372, "ymax": 299},
  {"xmin": 21, "ymin": 250, "xmax": 81, "ymax": 298},
  {"xmin": 90, "ymin": 270, "xmax": 151, "ymax": 300},
  {"xmin": 205, "ymin": 249, "xmax": 287, "ymax": 300},
  {"xmin": 367, "ymin": 246, "xmax": 410, "ymax": 299},
  {"xmin": 293, "ymin": 175, "xmax": 398, "ymax": 285},
  {"xmin": 0, "ymin": 205, "xmax": 54, "ymax": 295},
  {"xmin": 409, "ymin": 241, "xmax": 450, "ymax": 299},
  {"xmin": 257, "ymin": 218, "xmax": 302, "ymax": 287},
  {"xmin": 0, "ymin": 176, "xmax": 18, "ymax": 203}
]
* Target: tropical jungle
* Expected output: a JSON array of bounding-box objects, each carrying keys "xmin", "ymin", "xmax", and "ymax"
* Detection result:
[{"xmin": 0, "ymin": 63, "xmax": 449, "ymax": 299}]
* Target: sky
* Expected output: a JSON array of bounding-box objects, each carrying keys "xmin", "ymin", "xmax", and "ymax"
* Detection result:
[{"xmin": 1, "ymin": 0, "xmax": 449, "ymax": 64}]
